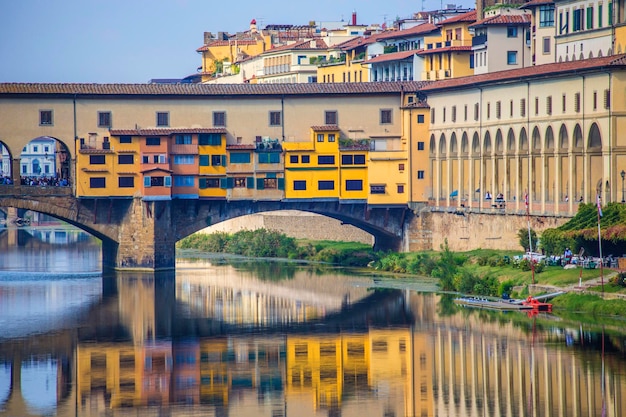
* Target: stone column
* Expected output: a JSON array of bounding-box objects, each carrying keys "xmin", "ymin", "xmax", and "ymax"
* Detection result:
[{"xmin": 102, "ymin": 198, "xmax": 176, "ymax": 270}]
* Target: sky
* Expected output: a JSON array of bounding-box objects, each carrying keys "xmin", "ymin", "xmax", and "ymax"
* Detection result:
[{"xmin": 0, "ymin": 0, "xmax": 474, "ymax": 84}]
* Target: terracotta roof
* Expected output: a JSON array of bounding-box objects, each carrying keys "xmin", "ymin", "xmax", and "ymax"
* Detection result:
[
  {"xmin": 520, "ymin": 0, "xmax": 554, "ymax": 9},
  {"xmin": 439, "ymin": 10, "xmax": 477, "ymax": 25},
  {"xmin": 417, "ymin": 45, "xmax": 472, "ymax": 55},
  {"xmin": 311, "ymin": 125, "xmax": 340, "ymax": 131},
  {"xmin": 469, "ymin": 14, "xmax": 531, "ymax": 28},
  {"xmin": 226, "ymin": 144, "xmax": 256, "ymax": 150},
  {"xmin": 375, "ymin": 23, "xmax": 439, "ymax": 40},
  {"xmin": 334, "ymin": 36, "xmax": 378, "ymax": 51},
  {"xmin": 366, "ymin": 50, "xmax": 419, "ymax": 64},
  {"xmin": 197, "ymin": 39, "xmax": 261, "ymax": 52},
  {"xmin": 110, "ymin": 128, "xmax": 227, "ymax": 136},
  {"xmin": 421, "ymin": 54, "xmax": 626, "ymax": 92},
  {"xmin": 265, "ymin": 39, "xmax": 328, "ymax": 54},
  {"xmin": 0, "ymin": 81, "xmax": 431, "ymax": 97}
]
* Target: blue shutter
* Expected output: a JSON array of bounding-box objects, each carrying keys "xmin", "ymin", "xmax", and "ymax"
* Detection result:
[
  {"xmin": 256, "ymin": 178, "xmax": 264, "ymax": 190},
  {"xmin": 165, "ymin": 176, "xmax": 172, "ymax": 187},
  {"xmin": 278, "ymin": 178, "xmax": 285, "ymax": 190},
  {"xmin": 144, "ymin": 176, "xmax": 151, "ymax": 187},
  {"xmin": 247, "ymin": 177, "xmax": 255, "ymax": 188}
]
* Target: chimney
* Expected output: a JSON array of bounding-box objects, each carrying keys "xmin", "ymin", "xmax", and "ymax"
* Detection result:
[{"xmin": 352, "ymin": 10, "xmax": 357, "ymax": 25}]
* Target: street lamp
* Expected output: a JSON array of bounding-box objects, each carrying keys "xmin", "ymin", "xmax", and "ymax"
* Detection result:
[{"xmin": 620, "ymin": 169, "xmax": 626, "ymax": 203}]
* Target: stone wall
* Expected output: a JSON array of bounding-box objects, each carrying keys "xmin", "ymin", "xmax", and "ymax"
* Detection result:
[
  {"xmin": 201, "ymin": 210, "xmax": 374, "ymax": 244},
  {"xmin": 407, "ymin": 208, "xmax": 569, "ymax": 252}
]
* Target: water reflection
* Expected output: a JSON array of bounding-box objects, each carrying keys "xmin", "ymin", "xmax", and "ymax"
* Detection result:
[{"xmin": 0, "ymin": 252, "xmax": 625, "ymax": 416}]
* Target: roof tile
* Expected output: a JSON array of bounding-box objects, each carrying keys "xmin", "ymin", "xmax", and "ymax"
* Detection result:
[{"xmin": 109, "ymin": 128, "xmax": 227, "ymax": 136}]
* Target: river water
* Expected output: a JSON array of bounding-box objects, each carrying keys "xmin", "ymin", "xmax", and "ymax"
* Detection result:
[{"xmin": 1, "ymin": 228, "xmax": 626, "ymax": 417}]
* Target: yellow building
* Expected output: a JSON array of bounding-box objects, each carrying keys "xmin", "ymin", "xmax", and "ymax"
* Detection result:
[
  {"xmin": 317, "ymin": 36, "xmax": 374, "ymax": 83},
  {"xmin": 403, "ymin": 98, "xmax": 432, "ymax": 206},
  {"xmin": 420, "ymin": 10, "xmax": 476, "ymax": 80},
  {"xmin": 198, "ymin": 129, "xmax": 228, "ymax": 199},
  {"xmin": 283, "ymin": 126, "xmax": 340, "ymax": 200}
]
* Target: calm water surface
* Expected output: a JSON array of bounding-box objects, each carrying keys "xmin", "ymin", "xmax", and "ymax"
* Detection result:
[{"xmin": 1, "ymin": 228, "xmax": 626, "ymax": 417}]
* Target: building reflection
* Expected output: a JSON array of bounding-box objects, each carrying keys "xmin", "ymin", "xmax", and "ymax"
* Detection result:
[{"xmin": 3, "ymin": 267, "xmax": 626, "ymax": 416}]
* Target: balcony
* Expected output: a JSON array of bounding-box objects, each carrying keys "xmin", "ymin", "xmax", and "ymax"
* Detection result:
[{"xmin": 472, "ymin": 34, "xmax": 487, "ymax": 47}]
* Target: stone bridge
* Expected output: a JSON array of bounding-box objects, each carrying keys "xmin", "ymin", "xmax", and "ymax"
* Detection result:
[{"xmin": 0, "ymin": 185, "xmax": 412, "ymax": 270}]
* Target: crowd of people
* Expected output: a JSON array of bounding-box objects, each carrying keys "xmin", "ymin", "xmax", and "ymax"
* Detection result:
[{"xmin": 1, "ymin": 174, "xmax": 72, "ymax": 186}]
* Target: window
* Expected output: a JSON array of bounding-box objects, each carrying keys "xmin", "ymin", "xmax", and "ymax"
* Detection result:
[
  {"xmin": 325, "ymin": 110, "xmax": 337, "ymax": 125},
  {"xmin": 474, "ymin": 103, "xmax": 479, "ymax": 121},
  {"xmin": 118, "ymin": 155, "xmax": 134, "ymax": 164},
  {"xmin": 90, "ymin": 177, "xmax": 106, "ymax": 188},
  {"xmin": 430, "ymin": 108, "xmax": 435, "ymax": 123},
  {"xmin": 573, "ymin": 8, "xmax": 582, "ymax": 31},
  {"xmin": 486, "ymin": 103, "xmax": 490, "ymax": 119},
  {"xmin": 301, "ymin": 155, "xmax": 310, "ymax": 163},
  {"xmin": 269, "ymin": 111, "xmax": 281, "ymax": 126},
  {"xmin": 318, "ymin": 155, "xmax": 335, "ymax": 165},
  {"xmin": 398, "ymin": 163, "xmax": 405, "ymax": 171},
  {"xmin": 451, "ymin": 106, "xmax": 456, "ymax": 122},
  {"xmin": 507, "ymin": 26, "xmax": 518, "ymax": 37},
  {"xmin": 211, "ymin": 155, "xmax": 224, "ymax": 166},
  {"xmin": 417, "ymin": 114, "xmax": 425, "ymax": 123},
  {"xmin": 120, "ymin": 135, "xmax": 132, "ymax": 144},
  {"xmin": 496, "ymin": 101, "xmax": 501, "ymax": 119},
  {"xmin": 507, "ymin": 51, "xmax": 517, "ymax": 65},
  {"xmin": 593, "ymin": 91, "xmax": 597, "ymax": 110},
  {"xmin": 520, "ymin": 98, "xmax": 526, "ymax": 117},
  {"xmin": 534, "ymin": 97, "xmax": 539, "ymax": 115},
  {"xmin": 230, "ymin": 153, "xmax": 251, "ymax": 164},
  {"xmin": 198, "ymin": 133, "xmax": 221, "ymax": 145},
  {"xmin": 598, "ymin": 4, "xmax": 603, "ymax": 27},
  {"xmin": 175, "ymin": 134, "xmax": 192, "ymax": 144},
  {"xmin": 90, "ymin": 155, "xmax": 106, "ymax": 165},
  {"xmin": 317, "ymin": 134, "xmax": 324, "ymax": 142},
  {"xmin": 547, "ymin": 96, "xmax": 552, "ymax": 115},
  {"xmin": 605, "ymin": 89, "xmax": 610, "ymax": 109},
  {"xmin": 290, "ymin": 155, "xmax": 299, "ymax": 163},
  {"xmin": 174, "ymin": 176, "xmax": 195, "ymax": 187},
  {"xmin": 417, "ymin": 170, "xmax": 424, "ymax": 179},
  {"xmin": 146, "ymin": 137, "xmax": 161, "ymax": 146},
  {"xmin": 574, "ymin": 92, "xmax": 581, "ymax": 112},
  {"xmin": 318, "ymin": 180, "xmax": 334, "ymax": 190},
  {"xmin": 539, "ymin": 5, "xmax": 555, "ymax": 27},
  {"xmin": 262, "ymin": 178, "xmax": 277, "ymax": 189},
  {"xmin": 199, "ymin": 178, "xmax": 220, "ymax": 188},
  {"xmin": 354, "ymin": 154, "xmax": 365, "ymax": 164},
  {"xmin": 213, "ymin": 111, "xmax": 226, "ymax": 127},
  {"xmin": 417, "ymin": 141, "xmax": 425, "ymax": 151},
  {"xmin": 380, "ymin": 109, "xmax": 392, "ymax": 124},
  {"xmin": 397, "ymin": 184, "xmax": 405, "ymax": 193},
  {"xmin": 510, "ymin": 100, "xmax": 514, "ymax": 117},
  {"xmin": 174, "ymin": 155, "xmax": 194, "ymax": 165},
  {"xmin": 443, "ymin": 107, "xmax": 446, "ymax": 122},
  {"xmin": 258, "ymin": 152, "xmax": 280, "ymax": 164},
  {"xmin": 98, "ymin": 111, "xmax": 111, "ymax": 128},
  {"xmin": 370, "ymin": 185, "xmax": 386, "ymax": 194},
  {"xmin": 345, "ymin": 180, "xmax": 363, "ymax": 191},
  {"xmin": 562, "ymin": 94, "xmax": 567, "ymax": 112},
  {"xmin": 199, "ymin": 155, "xmax": 209, "ymax": 166},
  {"xmin": 587, "ymin": 7, "xmax": 594, "ymax": 29},
  {"xmin": 464, "ymin": 105, "xmax": 468, "ymax": 121},
  {"xmin": 328, "ymin": 134, "xmax": 336, "ymax": 142},
  {"xmin": 542, "ymin": 37, "xmax": 551, "ymax": 54},
  {"xmin": 342, "ymin": 155, "xmax": 353, "ymax": 165},
  {"xmin": 293, "ymin": 180, "xmax": 306, "ymax": 190},
  {"xmin": 118, "ymin": 177, "xmax": 134, "ymax": 188},
  {"xmin": 156, "ymin": 112, "xmax": 169, "ymax": 127},
  {"xmin": 40, "ymin": 110, "xmax": 53, "ymax": 125},
  {"xmin": 234, "ymin": 177, "xmax": 247, "ymax": 188}
]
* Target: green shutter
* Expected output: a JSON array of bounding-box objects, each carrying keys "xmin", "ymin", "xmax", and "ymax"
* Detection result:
[
  {"xmin": 144, "ymin": 176, "xmax": 151, "ymax": 187},
  {"xmin": 199, "ymin": 178, "xmax": 207, "ymax": 189},
  {"xmin": 278, "ymin": 178, "xmax": 285, "ymax": 190},
  {"xmin": 165, "ymin": 176, "xmax": 172, "ymax": 187},
  {"xmin": 256, "ymin": 178, "xmax": 265, "ymax": 190},
  {"xmin": 227, "ymin": 177, "xmax": 234, "ymax": 188},
  {"xmin": 220, "ymin": 178, "xmax": 227, "ymax": 189},
  {"xmin": 221, "ymin": 155, "xmax": 227, "ymax": 166},
  {"xmin": 199, "ymin": 155, "xmax": 209, "ymax": 166},
  {"xmin": 247, "ymin": 177, "xmax": 255, "ymax": 188},
  {"xmin": 270, "ymin": 153, "xmax": 280, "ymax": 163}
]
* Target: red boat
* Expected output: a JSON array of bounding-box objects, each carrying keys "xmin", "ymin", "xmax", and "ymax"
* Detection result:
[{"xmin": 522, "ymin": 296, "xmax": 553, "ymax": 312}]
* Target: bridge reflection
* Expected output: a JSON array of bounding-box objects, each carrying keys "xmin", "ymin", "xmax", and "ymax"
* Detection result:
[{"xmin": 1, "ymin": 268, "xmax": 626, "ymax": 417}]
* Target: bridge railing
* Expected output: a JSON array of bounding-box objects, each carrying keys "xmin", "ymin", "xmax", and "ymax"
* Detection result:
[{"xmin": 0, "ymin": 184, "xmax": 73, "ymax": 197}]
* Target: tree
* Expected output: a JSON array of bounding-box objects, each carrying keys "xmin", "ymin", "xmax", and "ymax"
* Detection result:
[{"xmin": 517, "ymin": 228, "xmax": 538, "ymax": 252}]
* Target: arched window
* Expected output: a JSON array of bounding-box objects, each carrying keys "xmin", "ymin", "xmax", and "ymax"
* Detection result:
[
  {"xmin": 439, "ymin": 134, "xmax": 447, "ymax": 156},
  {"xmin": 573, "ymin": 124, "xmax": 583, "ymax": 148},
  {"xmin": 507, "ymin": 128, "xmax": 515, "ymax": 151},
  {"xmin": 519, "ymin": 128, "xmax": 528, "ymax": 151},
  {"xmin": 532, "ymin": 126, "xmax": 541, "ymax": 150},
  {"xmin": 472, "ymin": 132, "xmax": 480, "ymax": 155},
  {"xmin": 461, "ymin": 132, "xmax": 469, "ymax": 155},
  {"xmin": 559, "ymin": 124, "xmax": 568, "ymax": 149},
  {"xmin": 495, "ymin": 129, "xmax": 503, "ymax": 154},
  {"xmin": 450, "ymin": 132, "xmax": 458, "ymax": 156},
  {"xmin": 483, "ymin": 131, "xmax": 492, "ymax": 154},
  {"xmin": 588, "ymin": 123, "xmax": 602, "ymax": 149},
  {"xmin": 545, "ymin": 126, "xmax": 555, "ymax": 150},
  {"xmin": 429, "ymin": 134, "xmax": 436, "ymax": 156}
]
